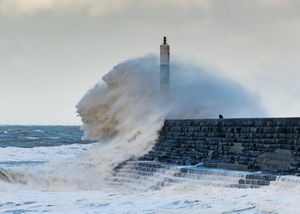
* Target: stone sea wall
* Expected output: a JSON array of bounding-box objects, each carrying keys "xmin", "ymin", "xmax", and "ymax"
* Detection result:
[{"xmin": 141, "ymin": 118, "xmax": 300, "ymax": 173}]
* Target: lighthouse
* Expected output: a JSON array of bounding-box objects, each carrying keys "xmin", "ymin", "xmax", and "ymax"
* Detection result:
[{"xmin": 160, "ymin": 37, "xmax": 170, "ymax": 94}]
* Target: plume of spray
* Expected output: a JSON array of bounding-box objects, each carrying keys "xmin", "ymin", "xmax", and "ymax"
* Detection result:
[
  {"xmin": 78, "ymin": 55, "xmax": 265, "ymax": 140},
  {"xmin": 0, "ymin": 55, "xmax": 265, "ymax": 191}
]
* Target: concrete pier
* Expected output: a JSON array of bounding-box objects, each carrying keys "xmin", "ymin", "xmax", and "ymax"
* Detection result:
[{"xmin": 141, "ymin": 118, "xmax": 300, "ymax": 174}]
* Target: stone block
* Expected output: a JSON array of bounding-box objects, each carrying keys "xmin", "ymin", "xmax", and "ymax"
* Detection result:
[
  {"xmin": 255, "ymin": 149, "xmax": 295, "ymax": 172},
  {"xmin": 140, "ymin": 118, "xmax": 300, "ymax": 173}
]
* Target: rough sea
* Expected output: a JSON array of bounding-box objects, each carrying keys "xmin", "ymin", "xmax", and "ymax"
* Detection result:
[
  {"xmin": 1, "ymin": 56, "xmax": 299, "ymax": 213},
  {"xmin": 0, "ymin": 125, "xmax": 93, "ymax": 168},
  {"xmin": 0, "ymin": 125, "xmax": 300, "ymax": 214}
]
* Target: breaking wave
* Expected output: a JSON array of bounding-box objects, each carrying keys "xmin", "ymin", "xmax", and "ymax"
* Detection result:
[{"xmin": 0, "ymin": 55, "xmax": 265, "ymax": 191}]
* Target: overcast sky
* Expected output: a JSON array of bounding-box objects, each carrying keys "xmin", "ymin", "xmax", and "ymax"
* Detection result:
[{"xmin": 1, "ymin": 0, "xmax": 300, "ymax": 125}]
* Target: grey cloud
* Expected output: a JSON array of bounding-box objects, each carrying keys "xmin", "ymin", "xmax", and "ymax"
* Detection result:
[{"xmin": 1, "ymin": 0, "xmax": 300, "ymax": 124}]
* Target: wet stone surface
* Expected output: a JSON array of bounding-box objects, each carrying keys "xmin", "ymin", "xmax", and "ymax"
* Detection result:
[{"xmin": 140, "ymin": 118, "xmax": 300, "ymax": 174}]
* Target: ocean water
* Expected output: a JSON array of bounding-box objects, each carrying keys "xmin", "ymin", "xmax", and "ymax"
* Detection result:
[
  {"xmin": 0, "ymin": 126, "xmax": 94, "ymax": 168},
  {"xmin": 0, "ymin": 126, "xmax": 300, "ymax": 214}
]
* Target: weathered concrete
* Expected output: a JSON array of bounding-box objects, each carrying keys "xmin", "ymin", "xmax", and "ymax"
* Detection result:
[
  {"xmin": 109, "ymin": 161, "xmax": 277, "ymax": 190},
  {"xmin": 140, "ymin": 118, "xmax": 300, "ymax": 173}
]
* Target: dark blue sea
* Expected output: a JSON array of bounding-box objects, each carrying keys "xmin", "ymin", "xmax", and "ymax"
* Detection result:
[
  {"xmin": 0, "ymin": 125, "xmax": 94, "ymax": 168},
  {"xmin": 0, "ymin": 125, "xmax": 93, "ymax": 148}
]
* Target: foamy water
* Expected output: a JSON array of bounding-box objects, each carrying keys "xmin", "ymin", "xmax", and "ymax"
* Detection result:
[
  {"xmin": 0, "ymin": 143, "xmax": 93, "ymax": 167},
  {"xmin": 1, "ymin": 171, "xmax": 300, "ymax": 213}
]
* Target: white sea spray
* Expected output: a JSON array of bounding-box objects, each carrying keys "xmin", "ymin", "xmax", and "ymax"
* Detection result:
[
  {"xmin": 1, "ymin": 55, "xmax": 264, "ymax": 191},
  {"xmin": 1, "ymin": 56, "xmax": 300, "ymax": 213}
]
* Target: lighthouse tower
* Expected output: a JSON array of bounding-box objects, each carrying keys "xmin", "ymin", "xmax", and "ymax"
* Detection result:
[{"xmin": 160, "ymin": 37, "xmax": 170, "ymax": 95}]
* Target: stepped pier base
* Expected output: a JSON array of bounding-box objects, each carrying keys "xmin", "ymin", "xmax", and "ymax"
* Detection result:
[{"xmin": 110, "ymin": 118, "xmax": 300, "ymax": 189}]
